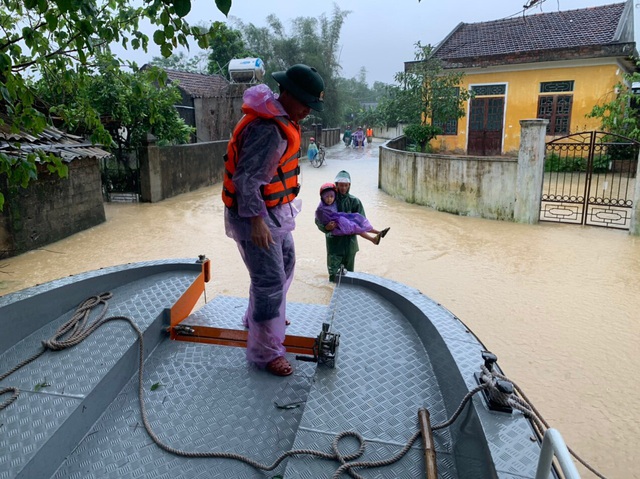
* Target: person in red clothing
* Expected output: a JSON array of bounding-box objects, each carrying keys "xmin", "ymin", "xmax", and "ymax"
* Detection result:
[{"xmin": 366, "ymin": 126, "xmax": 373, "ymax": 144}]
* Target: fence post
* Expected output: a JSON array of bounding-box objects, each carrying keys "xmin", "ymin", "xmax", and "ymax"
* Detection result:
[
  {"xmin": 630, "ymin": 148, "xmax": 640, "ymax": 235},
  {"xmin": 514, "ymin": 119, "xmax": 548, "ymax": 223},
  {"xmin": 139, "ymin": 133, "xmax": 162, "ymax": 203}
]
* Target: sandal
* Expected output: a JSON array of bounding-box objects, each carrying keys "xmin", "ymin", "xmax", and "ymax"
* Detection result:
[
  {"xmin": 266, "ymin": 356, "xmax": 293, "ymax": 377},
  {"xmin": 380, "ymin": 227, "xmax": 391, "ymax": 238}
]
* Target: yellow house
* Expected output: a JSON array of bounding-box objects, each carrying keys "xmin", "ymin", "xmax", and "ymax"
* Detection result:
[{"xmin": 409, "ymin": 0, "xmax": 637, "ymax": 156}]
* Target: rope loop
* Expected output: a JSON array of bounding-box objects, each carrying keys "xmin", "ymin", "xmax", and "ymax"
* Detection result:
[
  {"xmin": 42, "ymin": 292, "xmax": 112, "ymax": 351},
  {"xmin": 0, "ymin": 387, "xmax": 19, "ymax": 410},
  {"xmin": 331, "ymin": 430, "xmax": 366, "ymax": 467}
]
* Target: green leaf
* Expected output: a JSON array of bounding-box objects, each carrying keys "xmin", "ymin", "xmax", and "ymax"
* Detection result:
[
  {"xmin": 0, "ymin": 86, "xmax": 12, "ymax": 104},
  {"xmin": 160, "ymin": 43, "xmax": 172, "ymax": 58},
  {"xmin": 153, "ymin": 30, "xmax": 165, "ymax": 45},
  {"xmin": 22, "ymin": 27, "xmax": 35, "ymax": 48},
  {"xmin": 56, "ymin": 0, "xmax": 73, "ymax": 13},
  {"xmin": 9, "ymin": 44, "xmax": 22, "ymax": 57},
  {"xmin": 78, "ymin": 19, "xmax": 95, "ymax": 36},
  {"xmin": 34, "ymin": 381, "xmax": 50, "ymax": 392},
  {"xmin": 25, "ymin": 0, "xmax": 38, "ymax": 8},
  {"xmin": 215, "ymin": 0, "xmax": 231, "ymax": 16},
  {"xmin": 160, "ymin": 10, "xmax": 170, "ymax": 26},
  {"xmin": 172, "ymin": 0, "xmax": 191, "ymax": 18},
  {"xmin": 150, "ymin": 382, "xmax": 162, "ymax": 391},
  {"xmin": 0, "ymin": 192, "xmax": 4, "ymax": 212},
  {"xmin": 44, "ymin": 12, "xmax": 58, "ymax": 31},
  {"xmin": 0, "ymin": 53, "xmax": 12, "ymax": 71}
]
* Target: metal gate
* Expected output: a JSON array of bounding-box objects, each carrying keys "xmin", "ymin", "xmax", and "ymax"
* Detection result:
[
  {"xmin": 100, "ymin": 151, "xmax": 141, "ymax": 202},
  {"xmin": 540, "ymin": 131, "xmax": 639, "ymax": 230}
]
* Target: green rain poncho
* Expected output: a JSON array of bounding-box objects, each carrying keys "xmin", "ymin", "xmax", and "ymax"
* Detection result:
[{"xmin": 315, "ymin": 170, "xmax": 366, "ymax": 281}]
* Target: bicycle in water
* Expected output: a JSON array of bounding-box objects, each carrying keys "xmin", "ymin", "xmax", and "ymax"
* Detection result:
[{"xmin": 309, "ymin": 141, "xmax": 326, "ymax": 168}]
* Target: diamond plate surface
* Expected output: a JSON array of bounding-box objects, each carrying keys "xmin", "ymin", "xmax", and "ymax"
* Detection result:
[
  {"xmin": 53, "ymin": 339, "xmax": 318, "ymax": 479},
  {"xmin": 0, "ymin": 262, "xmax": 202, "ymax": 479},
  {"xmin": 284, "ymin": 282, "xmax": 453, "ymax": 478},
  {"xmin": 336, "ymin": 273, "xmax": 546, "ymax": 478},
  {"xmin": 0, "ymin": 393, "xmax": 80, "ymax": 479},
  {"xmin": 0, "ymin": 258, "xmax": 201, "ymax": 308},
  {"xmin": 1, "ymin": 264, "xmax": 548, "ymax": 478}
]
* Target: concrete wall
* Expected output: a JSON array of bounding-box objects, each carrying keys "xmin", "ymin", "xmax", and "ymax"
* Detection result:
[
  {"xmin": 301, "ymin": 127, "xmax": 341, "ymax": 154},
  {"xmin": 0, "ymin": 158, "xmax": 106, "ymax": 258},
  {"xmin": 140, "ymin": 125, "xmax": 343, "ymax": 204},
  {"xmin": 194, "ymin": 90, "xmax": 245, "ymax": 143},
  {"xmin": 139, "ymin": 136, "xmax": 227, "ymax": 203},
  {"xmin": 380, "ymin": 137, "xmax": 518, "ymax": 220},
  {"xmin": 373, "ymin": 124, "xmax": 406, "ymax": 140}
]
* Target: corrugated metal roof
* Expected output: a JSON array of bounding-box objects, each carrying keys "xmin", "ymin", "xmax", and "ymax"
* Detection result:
[{"xmin": 0, "ymin": 114, "xmax": 111, "ymax": 162}]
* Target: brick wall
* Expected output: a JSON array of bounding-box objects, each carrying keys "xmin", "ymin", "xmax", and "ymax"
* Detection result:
[{"xmin": 0, "ymin": 158, "xmax": 106, "ymax": 258}]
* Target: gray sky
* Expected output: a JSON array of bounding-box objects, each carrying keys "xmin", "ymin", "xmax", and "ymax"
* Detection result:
[{"xmin": 115, "ymin": 0, "xmax": 636, "ymax": 85}]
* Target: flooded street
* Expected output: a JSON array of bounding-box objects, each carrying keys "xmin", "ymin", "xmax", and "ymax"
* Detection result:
[{"xmin": 2, "ymin": 139, "xmax": 639, "ymax": 477}]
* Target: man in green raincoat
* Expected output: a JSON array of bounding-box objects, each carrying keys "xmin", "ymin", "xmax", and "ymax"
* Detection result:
[{"xmin": 315, "ymin": 170, "xmax": 366, "ymax": 282}]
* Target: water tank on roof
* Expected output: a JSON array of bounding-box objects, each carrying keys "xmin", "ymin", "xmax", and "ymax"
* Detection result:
[{"xmin": 228, "ymin": 58, "xmax": 265, "ymax": 83}]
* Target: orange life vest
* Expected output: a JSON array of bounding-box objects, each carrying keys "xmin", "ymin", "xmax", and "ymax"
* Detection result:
[{"xmin": 222, "ymin": 113, "xmax": 301, "ymax": 210}]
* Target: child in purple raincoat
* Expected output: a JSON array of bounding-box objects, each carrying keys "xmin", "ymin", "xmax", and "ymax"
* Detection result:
[{"xmin": 315, "ymin": 183, "xmax": 390, "ymax": 245}]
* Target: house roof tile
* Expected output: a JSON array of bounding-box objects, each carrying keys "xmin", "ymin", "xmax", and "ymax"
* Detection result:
[
  {"xmin": 433, "ymin": 2, "xmax": 629, "ymax": 61},
  {"xmin": 163, "ymin": 69, "xmax": 230, "ymax": 98}
]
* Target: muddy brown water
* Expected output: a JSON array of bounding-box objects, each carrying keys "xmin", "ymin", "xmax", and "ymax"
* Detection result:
[{"xmin": 2, "ymin": 139, "xmax": 639, "ymax": 477}]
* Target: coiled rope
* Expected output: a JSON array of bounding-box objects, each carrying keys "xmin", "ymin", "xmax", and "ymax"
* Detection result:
[{"xmin": 0, "ymin": 293, "xmax": 606, "ymax": 478}]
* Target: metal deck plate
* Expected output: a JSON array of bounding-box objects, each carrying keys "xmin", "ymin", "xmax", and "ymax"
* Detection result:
[
  {"xmin": 0, "ymin": 263, "xmax": 201, "ymax": 479},
  {"xmin": 51, "ymin": 298, "xmax": 325, "ymax": 479},
  {"xmin": 283, "ymin": 282, "xmax": 454, "ymax": 478},
  {"xmin": 1, "ymin": 263, "xmax": 548, "ymax": 479}
]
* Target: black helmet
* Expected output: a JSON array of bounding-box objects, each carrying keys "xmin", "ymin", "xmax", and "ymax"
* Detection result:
[{"xmin": 272, "ymin": 64, "xmax": 325, "ymax": 111}]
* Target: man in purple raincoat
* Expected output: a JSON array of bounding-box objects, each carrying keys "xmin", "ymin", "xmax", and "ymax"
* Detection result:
[{"xmin": 223, "ymin": 65, "xmax": 325, "ymax": 376}]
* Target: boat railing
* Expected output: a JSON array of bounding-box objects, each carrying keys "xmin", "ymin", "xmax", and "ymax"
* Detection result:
[{"xmin": 535, "ymin": 428, "xmax": 581, "ymax": 479}]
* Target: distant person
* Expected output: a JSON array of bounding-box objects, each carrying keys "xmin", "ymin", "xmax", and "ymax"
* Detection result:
[
  {"xmin": 352, "ymin": 126, "xmax": 365, "ymax": 148},
  {"xmin": 343, "ymin": 125, "xmax": 352, "ymax": 147},
  {"xmin": 222, "ymin": 64, "xmax": 325, "ymax": 376},
  {"xmin": 316, "ymin": 182, "xmax": 389, "ymax": 245},
  {"xmin": 315, "ymin": 170, "xmax": 367, "ymax": 282},
  {"xmin": 366, "ymin": 127, "xmax": 373, "ymax": 144},
  {"xmin": 307, "ymin": 137, "xmax": 318, "ymax": 163}
]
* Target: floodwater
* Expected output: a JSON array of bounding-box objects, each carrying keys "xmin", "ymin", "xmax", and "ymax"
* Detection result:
[{"xmin": 2, "ymin": 139, "xmax": 639, "ymax": 478}]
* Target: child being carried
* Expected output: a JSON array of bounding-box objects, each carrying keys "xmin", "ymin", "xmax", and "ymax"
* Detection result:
[{"xmin": 315, "ymin": 182, "xmax": 390, "ymax": 245}]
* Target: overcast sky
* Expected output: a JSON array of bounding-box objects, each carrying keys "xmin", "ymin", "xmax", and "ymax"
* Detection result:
[{"xmin": 114, "ymin": 0, "xmax": 637, "ymax": 85}]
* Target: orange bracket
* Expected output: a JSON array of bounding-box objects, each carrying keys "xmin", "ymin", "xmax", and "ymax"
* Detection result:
[
  {"xmin": 169, "ymin": 257, "xmax": 210, "ymax": 339},
  {"xmin": 172, "ymin": 325, "xmax": 318, "ymax": 356},
  {"xmin": 167, "ymin": 256, "xmax": 319, "ymax": 357}
]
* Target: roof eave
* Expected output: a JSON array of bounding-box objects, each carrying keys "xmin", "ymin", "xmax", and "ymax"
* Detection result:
[{"xmin": 438, "ymin": 42, "xmax": 638, "ymax": 71}]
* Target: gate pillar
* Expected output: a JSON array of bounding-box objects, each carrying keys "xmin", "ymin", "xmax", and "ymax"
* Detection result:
[
  {"xmin": 630, "ymin": 149, "xmax": 640, "ymax": 236},
  {"xmin": 514, "ymin": 119, "xmax": 548, "ymax": 223},
  {"xmin": 139, "ymin": 134, "xmax": 162, "ymax": 203}
]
